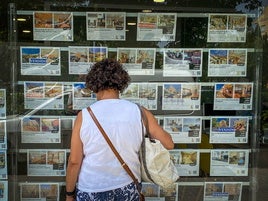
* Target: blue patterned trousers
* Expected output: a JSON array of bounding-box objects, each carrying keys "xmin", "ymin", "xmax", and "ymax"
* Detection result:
[{"xmin": 76, "ymin": 182, "xmax": 142, "ymax": 201}]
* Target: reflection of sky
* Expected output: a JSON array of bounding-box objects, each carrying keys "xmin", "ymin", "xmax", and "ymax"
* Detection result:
[
  {"xmin": 22, "ymin": 48, "xmax": 40, "ymax": 55},
  {"xmin": 23, "ymin": 117, "xmax": 40, "ymax": 125},
  {"xmin": 183, "ymin": 118, "xmax": 200, "ymax": 125},
  {"xmin": 23, "ymin": 117, "xmax": 38, "ymax": 123},
  {"xmin": 40, "ymin": 184, "xmax": 54, "ymax": 190},
  {"xmin": 89, "ymin": 47, "xmax": 107, "ymax": 54},
  {"xmin": 210, "ymin": 50, "xmax": 227, "ymax": 57},
  {"xmin": 215, "ymin": 84, "xmax": 224, "ymax": 90},
  {"xmin": 74, "ymin": 83, "xmax": 85, "ymax": 90},
  {"xmin": 26, "ymin": 82, "xmax": 43, "ymax": 88},
  {"xmin": 215, "ymin": 118, "xmax": 229, "ymax": 123}
]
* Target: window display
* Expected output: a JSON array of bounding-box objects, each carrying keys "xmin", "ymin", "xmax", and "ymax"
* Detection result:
[
  {"xmin": 3, "ymin": 1, "xmax": 265, "ymax": 200},
  {"xmin": 204, "ymin": 182, "xmax": 242, "ymax": 201},
  {"xmin": 208, "ymin": 49, "xmax": 247, "ymax": 77},
  {"xmin": 210, "ymin": 149, "xmax": 249, "ymax": 176},
  {"xmin": 117, "ymin": 48, "xmax": 156, "ymax": 75},
  {"xmin": 27, "ymin": 149, "xmax": 66, "ymax": 176},
  {"xmin": 86, "ymin": 12, "xmax": 126, "ymax": 41},
  {"xmin": 209, "ymin": 116, "xmax": 249, "ymax": 143},
  {"xmin": 137, "ymin": 13, "xmax": 177, "ymax": 41},
  {"xmin": 207, "ymin": 14, "xmax": 247, "ymax": 42},
  {"xmin": 0, "ymin": 122, "xmax": 6, "ymax": 150},
  {"xmin": 0, "ymin": 90, "xmax": 6, "ymax": 119},
  {"xmin": 213, "ymin": 83, "xmax": 253, "ymax": 110},
  {"xmin": 0, "ymin": 151, "xmax": 7, "ymax": 179},
  {"xmin": 163, "ymin": 49, "xmax": 203, "ymax": 77},
  {"xmin": 69, "ymin": 46, "xmax": 108, "ymax": 74},
  {"xmin": 20, "ymin": 47, "xmax": 61, "ymax": 76},
  {"xmin": 164, "ymin": 116, "xmax": 202, "ymax": 143},
  {"xmin": 162, "ymin": 83, "xmax": 201, "ymax": 110},
  {"xmin": 121, "ymin": 83, "xmax": 158, "ymax": 110},
  {"xmin": 24, "ymin": 82, "xmax": 64, "ymax": 110},
  {"xmin": 170, "ymin": 149, "xmax": 200, "ymax": 176},
  {"xmin": 0, "ymin": 181, "xmax": 8, "ymax": 201},
  {"xmin": 20, "ymin": 183, "xmax": 59, "ymax": 201},
  {"xmin": 21, "ymin": 116, "xmax": 61, "ymax": 143},
  {"xmin": 33, "ymin": 11, "xmax": 73, "ymax": 41}
]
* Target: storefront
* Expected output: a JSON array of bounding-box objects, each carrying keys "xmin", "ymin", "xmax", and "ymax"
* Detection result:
[{"xmin": 0, "ymin": 0, "xmax": 268, "ymax": 200}]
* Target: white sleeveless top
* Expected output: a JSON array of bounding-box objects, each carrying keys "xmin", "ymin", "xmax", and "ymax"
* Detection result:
[{"xmin": 77, "ymin": 99, "xmax": 142, "ymax": 192}]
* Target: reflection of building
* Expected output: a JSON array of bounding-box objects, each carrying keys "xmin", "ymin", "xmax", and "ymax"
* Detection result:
[{"xmin": 256, "ymin": 6, "xmax": 268, "ymax": 40}]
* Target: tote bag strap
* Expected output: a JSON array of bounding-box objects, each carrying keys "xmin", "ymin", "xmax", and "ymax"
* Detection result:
[
  {"xmin": 136, "ymin": 104, "xmax": 155, "ymax": 183},
  {"xmin": 87, "ymin": 107, "xmax": 140, "ymax": 187},
  {"xmin": 136, "ymin": 104, "xmax": 153, "ymax": 140}
]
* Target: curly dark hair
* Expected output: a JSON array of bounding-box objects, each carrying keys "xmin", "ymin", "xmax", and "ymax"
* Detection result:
[{"xmin": 85, "ymin": 58, "xmax": 131, "ymax": 93}]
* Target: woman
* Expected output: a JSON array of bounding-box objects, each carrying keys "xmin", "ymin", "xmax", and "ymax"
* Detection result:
[{"xmin": 65, "ymin": 59, "xmax": 174, "ymax": 201}]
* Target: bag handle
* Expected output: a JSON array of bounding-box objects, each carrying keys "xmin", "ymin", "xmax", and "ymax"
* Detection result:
[
  {"xmin": 136, "ymin": 104, "xmax": 154, "ymax": 141},
  {"xmin": 136, "ymin": 104, "xmax": 155, "ymax": 183},
  {"xmin": 87, "ymin": 107, "xmax": 140, "ymax": 187}
]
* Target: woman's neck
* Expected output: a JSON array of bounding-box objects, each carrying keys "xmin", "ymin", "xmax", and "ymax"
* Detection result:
[{"xmin": 96, "ymin": 89, "xmax": 120, "ymax": 100}]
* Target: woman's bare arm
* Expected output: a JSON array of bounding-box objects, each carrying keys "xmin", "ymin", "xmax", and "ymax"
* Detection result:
[
  {"xmin": 142, "ymin": 108, "xmax": 174, "ymax": 150},
  {"xmin": 65, "ymin": 111, "xmax": 84, "ymax": 200}
]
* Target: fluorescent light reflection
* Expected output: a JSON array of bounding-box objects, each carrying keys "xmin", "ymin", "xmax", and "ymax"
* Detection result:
[
  {"xmin": 22, "ymin": 30, "xmax": 31, "ymax": 33},
  {"xmin": 17, "ymin": 18, "xmax": 26, "ymax": 22}
]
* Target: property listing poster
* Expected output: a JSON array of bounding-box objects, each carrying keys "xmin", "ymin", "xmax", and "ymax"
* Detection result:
[
  {"xmin": 208, "ymin": 49, "xmax": 247, "ymax": 77},
  {"xmin": 120, "ymin": 83, "xmax": 158, "ymax": 110},
  {"xmin": 204, "ymin": 182, "xmax": 242, "ymax": 201},
  {"xmin": 0, "ymin": 181, "xmax": 8, "ymax": 201},
  {"xmin": 0, "ymin": 121, "xmax": 6, "ymax": 149},
  {"xmin": 0, "ymin": 150, "xmax": 7, "ymax": 179},
  {"xmin": 69, "ymin": 46, "xmax": 108, "ymax": 74},
  {"xmin": 210, "ymin": 116, "xmax": 249, "ymax": 143},
  {"xmin": 163, "ymin": 49, "xmax": 203, "ymax": 77},
  {"xmin": 27, "ymin": 149, "xmax": 66, "ymax": 176},
  {"xmin": 170, "ymin": 149, "xmax": 200, "ymax": 176},
  {"xmin": 137, "ymin": 13, "xmax": 177, "ymax": 41},
  {"xmin": 141, "ymin": 182, "xmax": 178, "ymax": 201},
  {"xmin": 72, "ymin": 82, "xmax": 96, "ymax": 110},
  {"xmin": 86, "ymin": 12, "xmax": 126, "ymax": 40},
  {"xmin": 214, "ymin": 83, "xmax": 253, "ymax": 110},
  {"xmin": 210, "ymin": 149, "xmax": 249, "ymax": 176},
  {"xmin": 207, "ymin": 14, "xmax": 247, "ymax": 42},
  {"xmin": 162, "ymin": 83, "xmax": 201, "ymax": 110},
  {"xmin": 33, "ymin": 11, "xmax": 73, "ymax": 41},
  {"xmin": 163, "ymin": 117, "xmax": 202, "ymax": 143},
  {"xmin": 20, "ymin": 182, "xmax": 59, "ymax": 201},
  {"xmin": 21, "ymin": 116, "xmax": 61, "ymax": 143},
  {"xmin": 20, "ymin": 46, "xmax": 61, "ymax": 76},
  {"xmin": 117, "ymin": 48, "xmax": 156, "ymax": 75},
  {"xmin": 0, "ymin": 89, "xmax": 6, "ymax": 119},
  {"xmin": 24, "ymin": 81, "xmax": 64, "ymax": 110}
]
